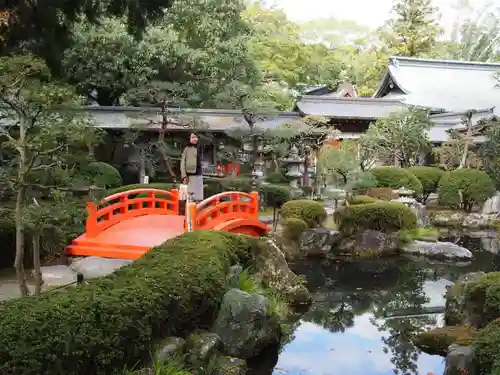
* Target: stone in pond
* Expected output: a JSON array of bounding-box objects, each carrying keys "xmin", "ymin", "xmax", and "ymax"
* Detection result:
[
  {"xmin": 482, "ymin": 191, "xmax": 500, "ymax": 215},
  {"xmin": 69, "ymin": 256, "xmax": 133, "ymax": 279},
  {"xmin": 213, "ymin": 288, "xmax": 280, "ymax": 359},
  {"xmin": 218, "ymin": 356, "xmax": 247, "ymax": 375},
  {"xmin": 40, "ymin": 265, "xmax": 77, "ymax": 286},
  {"xmin": 155, "ymin": 337, "xmax": 186, "ymax": 365},
  {"xmin": 336, "ymin": 230, "xmax": 399, "ymax": 256},
  {"xmin": 185, "ymin": 332, "xmax": 221, "ymax": 367},
  {"xmin": 444, "ymin": 344, "xmax": 477, "ymax": 375},
  {"xmin": 402, "ymin": 241, "xmax": 472, "ymax": 260},
  {"xmin": 226, "ymin": 264, "xmax": 243, "ymax": 288},
  {"xmin": 299, "ymin": 228, "xmax": 342, "ymax": 257}
]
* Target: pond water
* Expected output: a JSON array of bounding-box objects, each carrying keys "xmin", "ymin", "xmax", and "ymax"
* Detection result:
[{"xmin": 248, "ymin": 233, "xmax": 500, "ymax": 375}]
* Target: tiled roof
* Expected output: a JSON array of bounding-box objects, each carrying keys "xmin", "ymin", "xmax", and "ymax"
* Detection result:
[
  {"xmin": 295, "ymin": 96, "xmax": 405, "ymax": 118},
  {"xmin": 374, "ymin": 56, "xmax": 500, "ymax": 99}
]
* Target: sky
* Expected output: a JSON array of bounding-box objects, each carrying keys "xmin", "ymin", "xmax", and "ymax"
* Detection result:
[{"xmin": 271, "ymin": 0, "xmax": 498, "ymax": 30}]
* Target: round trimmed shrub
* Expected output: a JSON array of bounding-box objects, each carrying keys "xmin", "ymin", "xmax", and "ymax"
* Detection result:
[
  {"xmin": 266, "ymin": 171, "xmax": 287, "ymax": 184},
  {"xmin": 334, "ymin": 201, "xmax": 418, "ymax": 234},
  {"xmin": 0, "ymin": 231, "xmax": 259, "ymax": 375},
  {"xmin": 371, "ymin": 167, "xmax": 423, "ymax": 195},
  {"xmin": 347, "ymin": 195, "xmax": 379, "ymax": 205},
  {"xmin": 366, "ymin": 187, "xmax": 398, "ymax": 201},
  {"xmin": 84, "ymin": 162, "xmax": 123, "ymax": 188},
  {"xmin": 260, "ymin": 184, "xmax": 291, "ymax": 209},
  {"xmin": 438, "ymin": 169, "xmax": 494, "ymax": 212},
  {"xmin": 407, "ymin": 166, "xmax": 444, "ymax": 202},
  {"xmin": 281, "ymin": 218, "xmax": 308, "ymax": 241},
  {"xmin": 280, "ymin": 200, "xmax": 327, "ymax": 228}
]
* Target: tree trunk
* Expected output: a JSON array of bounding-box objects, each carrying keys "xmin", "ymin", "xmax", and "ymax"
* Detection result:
[
  {"xmin": 33, "ymin": 234, "xmax": 42, "ymax": 296},
  {"xmin": 14, "ymin": 185, "xmax": 29, "ymax": 296},
  {"xmin": 458, "ymin": 112, "xmax": 473, "ymax": 169},
  {"xmin": 157, "ymin": 102, "xmax": 177, "ymax": 181}
]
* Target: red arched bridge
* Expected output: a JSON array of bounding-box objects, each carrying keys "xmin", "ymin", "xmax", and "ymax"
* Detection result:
[{"xmin": 66, "ymin": 188, "xmax": 268, "ymax": 260}]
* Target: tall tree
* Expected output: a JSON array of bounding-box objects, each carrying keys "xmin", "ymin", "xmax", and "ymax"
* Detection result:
[
  {"xmin": 380, "ymin": 0, "xmax": 443, "ymax": 57},
  {"xmin": 0, "ymin": 0, "xmax": 175, "ymax": 72}
]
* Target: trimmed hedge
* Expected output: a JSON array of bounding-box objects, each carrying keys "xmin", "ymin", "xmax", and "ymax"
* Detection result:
[
  {"xmin": 0, "ymin": 231, "xmax": 256, "ymax": 375},
  {"xmin": 265, "ymin": 171, "xmax": 288, "ymax": 184},
  {"xmin": 259, "ymin": 184, "xmax": 291, "ymax": 209},
  {"xmin": 366, "ymin": 187, "xmax": 398, "ymax": 201},
  {"xmin": 347, "ymin": 195, "xmax": 379, "ymax": 205},
  {"xmin": 334, "ymin": 201, "xmax": 418, "ymax": 234},
  {"xmin": 438, "ymin": 169, "xmax": 494, "ymax": 212},
  {"xmin": 281, "ymin": 218, "xmax": 308, "ymax": 241},
  {"xmin": 407, "ymin": 166, "xmax": 444, "ymax": 203},
  {"xmin": 84, "ymin": 162, "xmax": 123, "ymax": 188},
  {"xmin": 280, "ymin": 200, "xmax": 327, "ymax": 228},
  {"xmin": 371, "ymin": 167, "xmax": 423, "ymax": 195}
]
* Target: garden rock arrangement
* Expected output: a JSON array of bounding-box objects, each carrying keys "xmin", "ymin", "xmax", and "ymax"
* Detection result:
[
  {"xmin": 413, "ymin": 271, "xmax": 500, "ymax": 375},
  {"xmin": 402, "ymin": 241, "xmax": 472, "ymax": 260},
  {"xmin": 299, "ymin": 228, "xmax": 341, "ymax": 257}
]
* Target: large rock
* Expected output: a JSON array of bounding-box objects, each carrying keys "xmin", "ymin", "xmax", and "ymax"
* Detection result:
[
  {"xmin": 482, "ymin": 191, "xmax": 500, "ymax": 215},
  {"xmin": 299, "ymin": 228, "xmax": 342, "ymax": 257},
  {"xmin": 218, "ymin": 356, "xmax": 247, "ymax": 375},
  {"xmin": 336, "ymin": 230, "xmax": 399, "ymax": 257},
  {"xmin": 481, "ymin": 237, "xmax": 500, "ymax": 254},
  {"xmin": 402, "ymin": 241, "xmax": 472, "ymax": 260},
  {"xmin": 226, "ymin": 264, "xmax": 243, "ymax": 288},
  {"xmin": 213, "ymin": 288, "xmax": 280, "ymax": 359},
  {"xmin": 391, "ymin": 197, "xmax": 428, "ymax": 227},
  {"xmin": 463, "ymin": 213, "xmax": 495, "ymax": 229},
  {"xmin": 445, "ymin": 272, "xmax": 486, "ymax": 327},
  {"xmin": 185, "ymin": 332, "xmax": 221, "ymax": 367},
  {"xmin": 69, "ymin": 256, "xmax": 133, "ymax": 279},
  {"xmin": 444, "ymin": 344, "xmax": 477, "ymax": 375},
  {"xmin": 40, "ymin": 265, "xmax": 77, "ymax": 286},
  {"xmin": 430, "ymin": 211, "xmax": 466, "ymax": 227},
  {"xmin": 253, "ymin": 239, "xmax": 311, "ymax": 306}
]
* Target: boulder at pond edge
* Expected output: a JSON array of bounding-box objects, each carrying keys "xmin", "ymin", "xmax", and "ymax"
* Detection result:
[
  {"xmin": 402, "ymin": 241, "xmax": 472, "ymax": 260},
  {"xmin": 299, "ymin": 228, "xmax": 341, "ymax": 257}
]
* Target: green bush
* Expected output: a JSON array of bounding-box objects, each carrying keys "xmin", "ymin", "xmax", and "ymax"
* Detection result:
[
  {"xmin": 259, "ymin": 184, "xmax": 291, "ymax": 209},
  {"xmin": 0, "ymin": 231, "xmax": 257, "ymax": 375},
  {"xmin": 204, "ymin": 177, "xmax": 254, "ymax": 198},
  {"xmin": 265, "ymin": 171, "xmax": 288, "ymax": 184},
  {"xmin": 474, "ymin": 319, "xmax": 500, "ymax": 374},
  {"xmin": 371, "ymin": 167, "xmax": 423, "ymax": 195},
  {"xmin": 84, "ymin": 162, "xmax": 123, "ymax": 188},
  {"xmin": 280, "ymin": 200, "xmax": 327, "ymax": 228},
  {"xmin": 347, "ymin": 195, "xmax": 379, "ymax": 205},
  {"xmin": 366, "ymin": 187, "xmax": 398, "ymax": 201},
  {"xmin": 334, "ymin": 201, "xmax": 418, "ymax": 234},
  {"xmin": 407, "ymin": 166, "xmax": 444, "ymax": 203},
  {"xmin": 438, "ymin": 169, "xmax": 495, "ymax": 212},
  {"xmin": 281, "ymin": 218, "xmax": 308, "ymax": 241}
]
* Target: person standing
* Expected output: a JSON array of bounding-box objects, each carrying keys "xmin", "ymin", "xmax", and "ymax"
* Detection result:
[{"xmin": 180, "ymin": 132, "xmax": 204, "ymax": 203}]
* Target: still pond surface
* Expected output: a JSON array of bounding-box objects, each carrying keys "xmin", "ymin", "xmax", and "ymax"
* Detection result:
[{"xmin": 250, "ymin": 234, "xmax": 500, "ymax": 375}]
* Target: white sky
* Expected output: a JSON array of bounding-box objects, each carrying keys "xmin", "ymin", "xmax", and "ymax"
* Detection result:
[{"xmin": 271, "ymin": 0, "xmax": 498, "ymax": 30}]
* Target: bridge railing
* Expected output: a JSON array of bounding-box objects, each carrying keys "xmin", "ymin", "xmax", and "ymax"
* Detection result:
[
  {"xmin": 185, "ymin": 191, "xmax": 259, "ymax": 231},
  {"xmin": 86, "ymin": 188, "xmax": 179, "ymax": 237}
]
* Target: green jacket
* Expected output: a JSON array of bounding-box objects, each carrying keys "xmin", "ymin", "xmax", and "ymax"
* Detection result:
[{"xmin": 180, "ymin": 146, "xmax": 198, "ymax": 178}]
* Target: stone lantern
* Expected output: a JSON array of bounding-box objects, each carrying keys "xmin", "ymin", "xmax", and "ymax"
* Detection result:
[{"xmin": 283, "ymin": 145, "xmax": 304, "ymax": 189}]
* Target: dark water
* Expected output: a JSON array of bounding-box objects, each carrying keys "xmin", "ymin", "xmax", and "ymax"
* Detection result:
[{"xmin": 249, "ymin": 233, "xmax": 500, "ymax": 375}]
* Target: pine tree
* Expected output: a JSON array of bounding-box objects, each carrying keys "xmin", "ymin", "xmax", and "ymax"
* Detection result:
[{"xmin": 380, "ymin": 0, "xmax": 443, "ymax": 57}]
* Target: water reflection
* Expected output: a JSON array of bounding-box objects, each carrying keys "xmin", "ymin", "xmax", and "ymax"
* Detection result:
[{"xmin": 258, "ymin": 245, "xmax": 500, "ymax": 375}]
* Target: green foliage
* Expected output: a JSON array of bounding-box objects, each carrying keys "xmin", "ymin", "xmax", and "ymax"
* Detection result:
[
  {"xmin": 371, "ymin": 167, "xmax": 423, "ymax": 194},
  {"xmin": 84, "ymin": 162, "xmax": 123, "ymax": 188},
  {"xmin": 366, "ymin": 187, "xmax": 398, "ymax": 201},
  {"xmin": 438, "ymin": 169, "xmax": 494, "ymax": 212},
  {"xmin": 204, "ymin": 177, "xmax": 254, "ymax": 199},
  {"xmin": 0, "ymin": 231, "xmax": 257, "ymax": 375},
  {"xmin": 379, "ymin": 0, "xmax": 442, "ymax": 57},
  {"xmin": 265, "ymin": 171, "xmax": 288, "ymax": 184},
  {"xmin": 280, "ymin": 200, "xmax": 327, "ymax": 228},
  {"xmin": 360, "ymin": 109, "xmax": 431, "ymax": 167},
  {"xmin": 281, "ymin": 218, "xmax": 308, "ymax": 241},
  {"xmin": 407, "ymin": 166, "xmax": 444, "ymax": 203},
  {"xmin": 334, "ymin": 201, "xmax": 418, "ymax": 235},
  {"xmin": 482, "ymin": 118, "xmax": 500, "ymax": 187},
  {"xmin": 238, "ymin": 269, "xmax": 261, "ymax": 294},
  {"xmin": 474, "ymin": 319, "xmax": 500, "ymax": 375},
  {"xmin": 397, "ymin": 227, "xmax": 439, "ymax": 244},
  {"xmin": 259, "ymin": 184, "xmax": 291, "ymax": 209},
  {"xmin": 347, "ymin": 195, "xmax": 379, "ymax": 205}
]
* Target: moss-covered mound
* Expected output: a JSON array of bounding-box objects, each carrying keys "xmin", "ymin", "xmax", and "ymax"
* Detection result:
[
  {"xmin": 280, "ymin": 200, "xmax": 327, "ymax": 228},
  {"xmin": 347, "ymin": 195, "xmax": 379, "ymax": 205},
  {"xmin": 334, "ymin": 201, "xmax": 417, "ymax": 235},
  {"xmin": 414, "ymin": 326, "xmax": 476, "ymax": 356},
  {"xmin": 0, "ymin": 231, "xmax": 258, "ymax": 375}
]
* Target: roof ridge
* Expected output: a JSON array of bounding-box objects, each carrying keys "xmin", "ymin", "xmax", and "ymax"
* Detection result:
[{"xmin": 389, "ymin": 56, "xmax": 500, "ymax": 69}]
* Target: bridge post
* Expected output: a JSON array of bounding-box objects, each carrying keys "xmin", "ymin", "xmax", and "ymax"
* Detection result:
[
  {"xmin": 250, "ymin": 191, "xmax": 259, "ymax": 219},
  {"xmin": 186, "ymin": 202, "xmax": 198, "ymax": 232},
  {"xmin": 86, "ymin": 202, "xmax": 98, "ymax": 237}
]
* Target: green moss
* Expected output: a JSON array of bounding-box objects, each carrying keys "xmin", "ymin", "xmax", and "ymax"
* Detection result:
[
  {"xmin": 397, "ymin": 227, "xmax": 439, "ymax": 244},
  {"xmin": 334, "ymin": 201, "xmax": 418, "ymax": 235},
  {"xmin": 280, "ymin": 200, "xmax": 327, "ymax": 228},
  {"xmin": 414, "ymin": 326, "xmax": 476, "ymax": 356},
  {"xmin": 0, "ymin": 231, "xmax": 258, "ymax": 375},
  {"xmin": 281, "ymin": 218, "xmax": 308, "ymax": 241}
]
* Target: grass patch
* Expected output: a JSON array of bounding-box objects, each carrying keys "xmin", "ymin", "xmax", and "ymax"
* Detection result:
[{"xmin": 397, "ymin": 227, "xmax": 439, "ymax": 244}]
